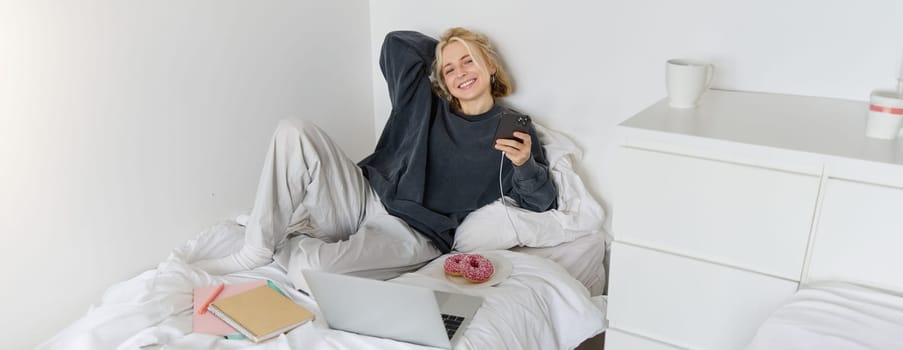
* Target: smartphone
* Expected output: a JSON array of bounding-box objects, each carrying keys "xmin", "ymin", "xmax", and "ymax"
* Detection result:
[{"xmin": 494, "ymin": 112, "xmax": 532, "ymax": 143}]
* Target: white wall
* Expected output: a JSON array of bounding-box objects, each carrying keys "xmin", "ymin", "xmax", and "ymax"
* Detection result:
[
  {"xmin": 369, "ymin": 0, "xmax": 903, "ymax": 227},
  {"xmin": 0, "ymin": 1, "xmax": 372, "ymax": 348}
]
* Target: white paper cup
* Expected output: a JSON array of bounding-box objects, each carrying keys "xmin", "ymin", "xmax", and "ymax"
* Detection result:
[
  {"xmin": 865, "ymin": 89, "xmax": 903, "ymax": 140},
  {"xmin": 666, "ymin": 59, "xmax": 714, "ymax": 109}
]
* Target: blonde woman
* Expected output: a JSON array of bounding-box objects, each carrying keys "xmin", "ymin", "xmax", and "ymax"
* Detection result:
[{"xmin": 194, "ymin": 28, "xmax": 557, "ymax": 291}]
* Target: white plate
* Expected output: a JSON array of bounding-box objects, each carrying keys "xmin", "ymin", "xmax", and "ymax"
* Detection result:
[{"xmin": 443, "ymin": 253, "xmax": 512, "ymax": 288}]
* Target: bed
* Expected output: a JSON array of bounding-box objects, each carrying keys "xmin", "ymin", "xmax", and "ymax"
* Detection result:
[{"xmin": 37, "ymin": 124, "xmax": 609, "ymax": 350}]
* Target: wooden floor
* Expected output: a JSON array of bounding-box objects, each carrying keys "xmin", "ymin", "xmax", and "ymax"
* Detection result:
[{"xmin": 576, "ymin": 331, "xmax": 605, "ymax": 350}]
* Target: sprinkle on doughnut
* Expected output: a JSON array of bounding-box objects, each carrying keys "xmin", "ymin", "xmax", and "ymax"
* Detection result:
[
  {"xmin": 443, "ymin": 253, "xmax": 469, "ymax": 276},
  {"xmin": 462, "ymin": 254, "xmax": 494, "ymax": 283}
]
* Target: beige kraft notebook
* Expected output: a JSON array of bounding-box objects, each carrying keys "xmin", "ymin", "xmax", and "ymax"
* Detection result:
[{"xmin": 208, "ymin": 285, "xmax": 314, "ymax": 343}]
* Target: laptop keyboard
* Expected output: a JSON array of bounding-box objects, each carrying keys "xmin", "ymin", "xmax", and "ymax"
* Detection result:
[{"xmin": 441, "ymin": 314, "xmax": 465, "ymax": 339}]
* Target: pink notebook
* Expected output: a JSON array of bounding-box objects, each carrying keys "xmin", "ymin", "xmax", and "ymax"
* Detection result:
[{"xmin": 192, "ymin": 280, "xmax": 268, "ymax": 335}]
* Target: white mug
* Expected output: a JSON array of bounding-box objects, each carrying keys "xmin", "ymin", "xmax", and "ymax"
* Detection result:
[
  {"xmin": 666, "ymin": 59, "xmax": 714, "ymax": 108},
  {"xmin": 865, "ymin": 89, "xmax": 903, "ymax": 140}
]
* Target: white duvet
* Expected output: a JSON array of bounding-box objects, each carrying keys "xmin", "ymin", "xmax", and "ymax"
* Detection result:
[{"xmin": 39, "ymin": 221, "xmax": 606, "ymax": 350}]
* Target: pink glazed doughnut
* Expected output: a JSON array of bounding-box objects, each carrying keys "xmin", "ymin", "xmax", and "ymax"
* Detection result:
[
  {"xmin": 444, "ymin": 253, "xmax": 470, "ymax": 276},
  {"xmin": 462, "ymin": 254, "xmax": 494, "ymax": 283}
]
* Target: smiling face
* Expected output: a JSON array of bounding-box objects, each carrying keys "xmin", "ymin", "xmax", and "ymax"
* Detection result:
[{"xmin": 440, "ymin": 40, "xmax": 496, "ymax": 114}]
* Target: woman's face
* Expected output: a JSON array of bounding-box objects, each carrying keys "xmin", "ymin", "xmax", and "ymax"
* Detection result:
[{"xmin": 441, "ymin": 40, "xmax": 495, "ymax": 109}]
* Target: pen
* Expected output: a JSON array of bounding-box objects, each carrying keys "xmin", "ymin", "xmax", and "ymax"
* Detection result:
[
  {"xmin": 267, "ymin": 280, "xmax": 287, "ymax": 297},
  {"xmin": 197, "ymin": 283, "xmax": 225, "ymax": 315}
]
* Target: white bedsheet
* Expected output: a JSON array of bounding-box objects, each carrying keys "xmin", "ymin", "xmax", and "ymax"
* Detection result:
[
  {"xmin": 512, "ymin": 233, "xmax": 607, "ymax": 296},
  {"xmin": 745, "ymin": 282, "xmax": 903, "ymax": 350},
  {"xmin": 39, "ymin": 221, "xmax": 606, "ymax": 350}
]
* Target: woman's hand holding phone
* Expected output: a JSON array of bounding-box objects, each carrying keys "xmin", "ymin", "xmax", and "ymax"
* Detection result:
[
  {"xmin": 493, "ymin": 113, "xmax": 532, "ymax": 166},
  {"xmin": 495, "ymin": 132, "xmax": 531, "ymax": 166}
]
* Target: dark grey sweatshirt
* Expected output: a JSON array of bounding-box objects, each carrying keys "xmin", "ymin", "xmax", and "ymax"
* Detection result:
[{"xmin": 358, "ymin": 31, "xmax": 557, "ymax": 253}]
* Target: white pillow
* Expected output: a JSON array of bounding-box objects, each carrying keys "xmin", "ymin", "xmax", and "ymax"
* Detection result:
[{"xmin": 453, "ymin": 124, "xmax": 606, "ymax": 252}]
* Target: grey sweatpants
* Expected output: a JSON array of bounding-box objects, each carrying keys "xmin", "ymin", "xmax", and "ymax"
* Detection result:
[{"xmin": 194, "ymin": 119, "xmax": 441, "ymax": 291}]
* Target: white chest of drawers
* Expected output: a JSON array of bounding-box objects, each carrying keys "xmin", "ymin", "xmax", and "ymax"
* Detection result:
[{"xmin": 606, "ymin": 90, "xmax": 903, "ymax": 349}]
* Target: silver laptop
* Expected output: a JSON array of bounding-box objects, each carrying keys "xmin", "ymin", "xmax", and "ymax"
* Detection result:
[{"xmin": 302, "ymin": 269, "xmax": 483, "ymax": 349}]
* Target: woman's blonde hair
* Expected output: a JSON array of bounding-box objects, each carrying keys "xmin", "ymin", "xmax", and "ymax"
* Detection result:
[{"xmin": 431, "ymin": 27, "xmax": 513, "ymax": 110}]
